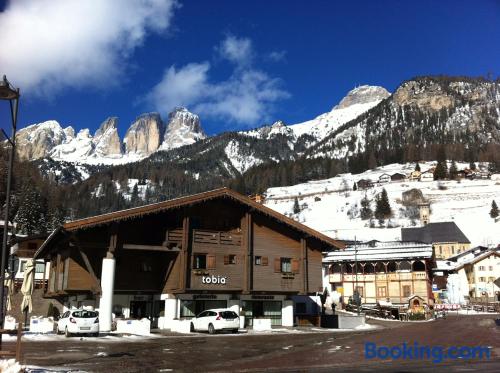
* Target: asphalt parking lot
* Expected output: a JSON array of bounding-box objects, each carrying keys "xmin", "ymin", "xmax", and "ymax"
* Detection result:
[{"xmin": 4, "ymin": 314, "xmax": 499, "ymax": 372}]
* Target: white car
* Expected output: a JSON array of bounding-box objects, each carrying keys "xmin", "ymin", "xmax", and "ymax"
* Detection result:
[
  {"xmin": 190, "ymin": 309, "xmax": 239, "ymax": 334},
  {"xmin": 57, "ymin": 309, "xmax": 99, "ymax": 337}
]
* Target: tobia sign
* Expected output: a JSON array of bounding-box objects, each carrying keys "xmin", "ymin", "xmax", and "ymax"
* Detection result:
[{"xmin": 202, "ymin": 275, "xmax": 227, "ymax": 285}]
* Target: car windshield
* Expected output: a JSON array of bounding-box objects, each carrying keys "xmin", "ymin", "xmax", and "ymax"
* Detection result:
[
  {"xmin": 72, "ymin": 310, "xmax": 98, "ymax": 318},
  {"xmin": 219, "ymin": 311, "xmax": 238, "ymax": 319}
]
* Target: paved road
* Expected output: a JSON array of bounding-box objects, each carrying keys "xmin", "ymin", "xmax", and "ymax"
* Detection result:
[{"xmin": 5, "ymin": 314, "xmax": 500, "ymax": 372}]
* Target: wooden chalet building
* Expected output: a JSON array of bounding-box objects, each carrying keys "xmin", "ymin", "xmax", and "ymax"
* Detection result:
[{"xmin": 35, "ymin": 188, "xmax": 344, "ymax": 331}]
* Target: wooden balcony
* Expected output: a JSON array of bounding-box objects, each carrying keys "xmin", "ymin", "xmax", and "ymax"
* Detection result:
[
  {"xmin": 193, "ymin": 230, "xmax": 242, "ymax": 247},
  {"xmin": 163, "ymin": 228, "xmax": 183, "ymax": 247}
]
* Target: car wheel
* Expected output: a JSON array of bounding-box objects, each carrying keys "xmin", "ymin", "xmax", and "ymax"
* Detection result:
[
  {"xmin": 208, "ymin": 323, "xmax": 216, "ymax": 335},
  {"xmin": 232, "ymin": 329, "xmax": 238, "ymax": 334},
  {"xmin": 65, "ymin": 327, "xmax": 70, "ymax": 338},
  {"xmin": 92, "ymin": 332, "xmax": 99, "ymax": 337},
  {"xmin": 190, "ymin": 323, "xmax": 195, "ymax": 333}
]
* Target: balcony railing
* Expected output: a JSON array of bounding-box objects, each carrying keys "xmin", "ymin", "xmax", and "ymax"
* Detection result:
[{"xmin": 193, "ymin": 230, "xmax": 242, "ymax": 247}]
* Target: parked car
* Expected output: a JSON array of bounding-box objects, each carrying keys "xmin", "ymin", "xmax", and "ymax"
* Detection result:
[
  {"xmin": 57, "ymin": 309, "xmax": 99, "ymax": 337},
  {"xmin": 190, "ymin": 309, "xmax": 239, "ymax": 334}
]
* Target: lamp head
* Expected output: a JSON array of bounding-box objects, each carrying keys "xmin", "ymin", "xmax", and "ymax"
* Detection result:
[{"xmin": 0, "ymin": 75, "xmax": 19, "ymax": 100}]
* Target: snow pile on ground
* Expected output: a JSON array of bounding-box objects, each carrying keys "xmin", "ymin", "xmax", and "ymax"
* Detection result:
[
  {"xmin": 0, "ymin": 359, "xmax": 21, "ymax": 373},
  {"xmin": 264, "ymin": 162, "xmax": 500, "ymax": 247}
]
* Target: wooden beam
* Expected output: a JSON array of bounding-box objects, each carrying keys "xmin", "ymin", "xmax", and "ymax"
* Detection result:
[
  {"xmin": 122, "ymin": 244, "xmax": 180, "ymax": 252},
  {"xmin": 180, "ymin": 216, "xmax": 191, "ymax": 291},
  {"xmin": 243, "ymin": 212, "xmax": 253, "ymax": 293},
  {"xmin": 301, "ymin": 238, "xmax": 308, "ymax": 294},
  {"xmin": 76, "ymin": 247, "xmax": 102, "ymax": 295}
]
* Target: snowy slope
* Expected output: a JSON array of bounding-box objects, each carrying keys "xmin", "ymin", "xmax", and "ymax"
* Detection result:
[{"xmin": 264, "ymin": 162, "xmax": 500, "ymax": 247}]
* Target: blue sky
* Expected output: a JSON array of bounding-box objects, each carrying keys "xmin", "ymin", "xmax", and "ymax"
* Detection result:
[{"xmin": 1, "ymin": 0, "xmax": 499, "ymax": 137}]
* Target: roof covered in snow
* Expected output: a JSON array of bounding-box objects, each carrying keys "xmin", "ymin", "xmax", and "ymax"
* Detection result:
[
  {"xmin": 324, "ymin": 241, "xmax": 433, "ymax": 262},
  {"xmin": 401, "ymin": 222, "xmax": 471, "ymax": 244}
]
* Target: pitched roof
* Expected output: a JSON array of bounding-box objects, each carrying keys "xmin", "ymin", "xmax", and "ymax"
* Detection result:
[
  {"xmin": 324, "ymin": 241, "xmax": 433, "ymax": 262},
  {"xmin": 35, "ymin": 188, "xmax": 344, "ymax": 258},
  {"xmin": 401, "ymin": 222, "xmax": 470, "ymax": 244},
  {"xmin": 454, "ymin": 249, "xmax": 500, "ymax": 270}
]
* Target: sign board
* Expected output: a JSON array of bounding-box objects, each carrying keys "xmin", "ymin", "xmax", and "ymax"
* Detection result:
[{"xmin": 202, "ymin": 275, "xmax": 227, "ymax": 285}]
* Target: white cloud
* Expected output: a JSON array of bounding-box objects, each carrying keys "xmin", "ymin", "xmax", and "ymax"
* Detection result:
[
  {"xmin": 0, "ymin": 0, "xmax": 178, "ymax": 95},
  {"xmin": 147, "ymin": 35, "xmax": 289, "ymax": 126},
  {"xmin": 268, "ymin": 50, "xmax": 287, "ymax": 62},
  {"xmin": 217, "ymin": 35, "xmax": 254, "ymax": 66}
]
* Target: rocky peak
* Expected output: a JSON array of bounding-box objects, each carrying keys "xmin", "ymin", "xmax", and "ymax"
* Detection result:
[
  {"xmin": 393, "ymin": 79, "xmax": 455, "ymax": 111},
  {"xmin": 15, "ymin": 120, "xmax": 68, "ymax": 160},
  {"xmin": 93, "ymin": 117, "xmax": 123, "ymax": 157},
  {"xmin": 335, "ymin": 85, "xmax": 390, "ymax": 110},
  {"xmin": 63, "ymin": 126, "xmax": 76, "ymax": 139},
  {"xmin": 160, "ymin": 107, "xmax": 206, "ymax": 150},
  {"xmin": 124, "ymin": 113, "xmax": 164, "ymax": 156}
]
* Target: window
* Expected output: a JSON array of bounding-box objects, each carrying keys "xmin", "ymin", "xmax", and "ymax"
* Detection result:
[
  {"xmin": 479, "ymin": 277, "xmax": 486, "ymax": 282},
  {"xmin": 255, "ymin": 256, "xmax": 262, "ymax": 265},
  {"xmin": 281, "ymin": 257, "xmax": 291, "ymax": 273},
  {"xmin": 479, "ymin": 266, "xmax": 485, "ymax": 271},
  {"xmin": 140, "ymin": 261, "xmax": 152, "ymax": 272},
  {"xmin": 35, "ymin": 263, "xmax": 45, "ymax": 273},
  {"xmin": 489, "ymin": 266, "xmax": 493, "ymax": 271},
  {"xmin": 193, "ymin": 254, "xmax": 207, "ymax": 269},
  {"xmin": 224, "ymin": 255, "xmax": 237, "ymax": 265},
  {"xmin": 489, "ymin": 277, "xmax": 496, "ymax": 282},
  {"xmin": 355, "ymin": 286, "xmax": 364, "ymax": 297},
  {"xmin": 377, "ymin": 286, "xmax": 387, "ymax": 297},
  {"xmin": 402, "ymin": 285, "xmax": 411, "ymax": 297},
  {"xmin": 439, "ymin": 246, "xmax": 442, "ymax": 255},
  {"xmin": 451, "ymin": 246, "xmax": 455, "ymax": 254}
]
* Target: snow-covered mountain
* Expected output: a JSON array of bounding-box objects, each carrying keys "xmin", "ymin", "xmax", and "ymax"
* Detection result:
[
  {"xmin": 263, "ymin": 162, "xmax": 500, "ymax": 247},
  {"xmin": 15, "ymin": 108, "xmax": 205, "ymax": 165}
]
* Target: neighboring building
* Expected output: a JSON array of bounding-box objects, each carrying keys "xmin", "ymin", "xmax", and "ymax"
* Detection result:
[
  {"xmin": 409, "ymin": 171, "xmax": 421, "ymax": 181},
  {"xmin": 323, "ymin": 241, "xmax": 434, "ymax": 307},
  {"xmin": 11, "ymin": 234, "xmax": 50, "ymax": 286},
  {"xmin": 418, "ymin": 203, "xmax": 431, "ymax": 225},
  {"xmin": 357, "ymin": 179, "xmax": 374, "ymax": 189},
  {"xmin": 391, "ymin": 173, "xmax": 406, "ymax": 182},
  {"xmin": 453, "ymin": 248, "xmax": 499, "ymax": 300},
  {"xmin": 35, "ymin": 188, "xmax": 344, "ymax": 331},
  {"xmin": 378, "ymin": 174, "xmax": 391, "ymax": 184},
  {"xmin": 420, "ymin": 171, "xmax": 434, "ymax": 182},
  {"xmin": 401, "ymin": 222, "xmax": 471, "ymax": 259}
]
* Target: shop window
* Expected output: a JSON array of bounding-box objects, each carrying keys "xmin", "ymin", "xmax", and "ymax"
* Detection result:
[
  {"xmin": 402, "ymin": 285, "xmax": 411, "ymax": 297},
  {"xmin": 224, "ymin": 254, "xmax": 237, "ymax": 265},
  {"xmin": 355, "ymin": 286, "xmax": 364, "ymax": 297},
  {"xmin": 377, "ymin": 286, "xmax": 387, "ymax": 297},
  {"xmin": 295, "ymin": 302, "xmax": 307, "ymax": 314},
  {"xmin": 19, "ymin": 260, "xmax": 26, "ymax": 273}
]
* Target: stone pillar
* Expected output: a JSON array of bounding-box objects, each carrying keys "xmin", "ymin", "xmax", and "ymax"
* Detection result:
[
  {"xmin": 98, "ymin": 258, "xmax": 115, "ymax": 332},
  {"xmin": 160, "ymin": 294, "xmax": 178, "ymax": 330}
]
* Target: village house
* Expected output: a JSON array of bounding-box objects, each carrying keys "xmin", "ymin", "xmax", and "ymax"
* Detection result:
[
  {"xmin": 420, "ymin": 171, "xmax": 434, "ymax": 182},
  {"xmin": 378, "ymin": 174, "xmax": 392, "ymax": 184},
  {"xmin": 34, "ymin": 188, "xmax": 344, "ymax": 331},
  {"xmin": 356, "ymin": 179, "xmax": 374, "ymax": 190},
  {"xmin": 323, "ymin": 241, "xmax": 434, "ymax": 307},
  {"xmin": 10, "ymin": 234, "xmax": 49, "ymax": 287},
  {"xmin": 408, "ymin": 170, "xmax": 421, "ymax": 181},
  {"xmin": 401, "ymin": 222, "xmax": 471, "ymax": 259},
  {"xmin": 391, "ymin": 173, "xmax": 406, "ymax": 182}
]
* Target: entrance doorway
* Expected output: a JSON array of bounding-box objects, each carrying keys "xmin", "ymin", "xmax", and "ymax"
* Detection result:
[
  {"xmin": 130, "ymin": 301, "xmax": 152, "ymax": 319},
  {"xmin": 242, "ymin": 301, "xmax": 282, "ymax": 327}
]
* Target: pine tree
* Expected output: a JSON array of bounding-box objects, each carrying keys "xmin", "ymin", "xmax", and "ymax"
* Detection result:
[
  {"xmin": 130, "ymin": 183, "xmax": 140, "ymax": 206},
  {"xmin": 15, "ymin": 184, "xmax": 48, "ymax": 235},
  {"xmin": 415, "ymin": 162, "xmax": 421, "ymax": 172},
  {"xmin": 490, "ymin": 200, "xmax": 499, "ymax": 219},
  {"xmin": 375, "ymin": 188, "xmax": 392, "ymax": 220},
  {"xmin": 360, "ymin": 195, "xmax": 372, "ymax": 220},
  {"xmin": 449, "ymin": 160, "xmax": 458, "ymax": 180},
  {"xmin": 293, "ymin": 197, "xmax": 300, "ymax": 214},
  {"xmin": 434, "ymin": 146, "xmax": 448, "ymax": 180},
  {"xmin": 353, "ymin": 182, "xmax": 357, "ymax": 191}
]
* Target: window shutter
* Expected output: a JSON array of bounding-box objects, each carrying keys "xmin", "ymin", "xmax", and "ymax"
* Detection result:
[
  {"xmin": 274, "ymin": 258, "xmax": 281, "ymax": 273},
  {"xmin": 207, "ymin": 254, "xmax": 216, "ymax": 269},
  {"xmin": 262, "ymin": 256, "xmax": 268, "ymax": 266},
  {"xmin": 224, "ymin": 255, "xmax": 229, "ymax": 265},
  {"xmin": 292, "ymin": 259, "xmax": 300, "ymax": 274}
]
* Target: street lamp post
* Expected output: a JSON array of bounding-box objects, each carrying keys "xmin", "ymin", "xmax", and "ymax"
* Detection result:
[{"xmin": 0, "ymin": 75, "xmax": 20, "ymax": 346}]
